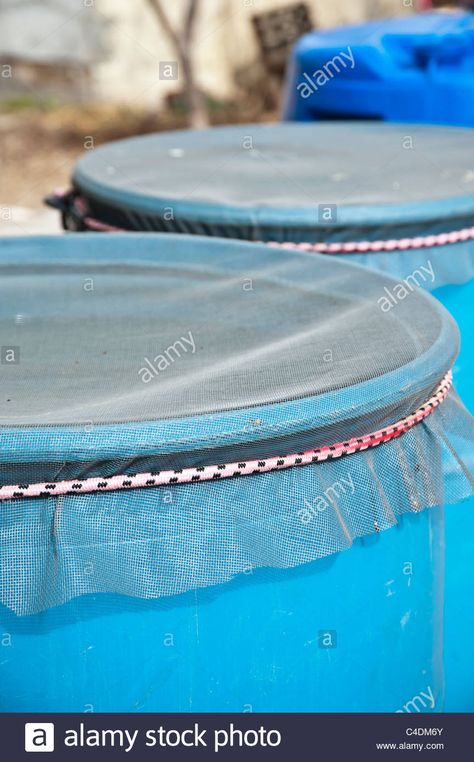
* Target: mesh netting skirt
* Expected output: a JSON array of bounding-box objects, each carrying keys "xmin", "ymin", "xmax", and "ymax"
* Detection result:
[
  {"xmin": 0, "ymin": 234, "xmax": 473, "ymax": 711},
  {"xmin": 47, "ymin": 121, "xmax": 474, "ymax": 710}
]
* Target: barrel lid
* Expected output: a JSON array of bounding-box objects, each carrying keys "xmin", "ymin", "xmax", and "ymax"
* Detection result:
[
  {"xmin": 73, "ymin": 122, "xmax": 474, "ymax": 239},
  {"xmin": 0, "ymin": 234, "xmax": 457, "ymax": 464}
]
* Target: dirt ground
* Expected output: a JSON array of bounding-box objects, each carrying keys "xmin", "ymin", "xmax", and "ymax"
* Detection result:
[{"xmin": 1, "ymin": 101, "xmax": 277, "ymax": 228}]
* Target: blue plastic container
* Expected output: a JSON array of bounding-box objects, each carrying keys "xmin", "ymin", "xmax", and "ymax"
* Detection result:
[
  {"xmin": 283, "ymin": 11, "xmax": 474, "ymax": 126},
  {"xmin": 1, "ymin": 234, "xmax": 471, "ymax": 713},
  {"xmin": 421, "ymin": 283, "xmax": 474, "ymax": 712},
  {"xmin": 0, "ymin": 510, "xmax": 444, "ymax": 712}
]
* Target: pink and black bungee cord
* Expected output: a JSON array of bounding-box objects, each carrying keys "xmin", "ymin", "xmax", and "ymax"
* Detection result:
[
  {"xmin": 0, "ymin": 371, "xmax": 452, "ymax": 501},
  {"xmin": 47, "ymin": 189, "xmax": 474, "ymax": 251}
]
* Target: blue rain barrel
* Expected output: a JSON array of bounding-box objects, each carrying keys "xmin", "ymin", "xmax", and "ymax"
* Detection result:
[
  {"xmin": 46, "ymin": 121, "xmax": 474, "ymax": 711},
  {"xmin": 427, "ymin": 282, "xmax": 474, "ymax": 712},
  {"xmin": 52, "ymin": 121, "xmax": 474, "ymax": 250},
  {"xmin": 282, "ymin": 11, "xmax": 474, "ymax": 126},
  {"xmin": 1, "ymin": 234, "xmax": 472, "ymax": 712},
  {"xmin": 1, "ymin": 511, "xmax": 444, "ymax": 713}
]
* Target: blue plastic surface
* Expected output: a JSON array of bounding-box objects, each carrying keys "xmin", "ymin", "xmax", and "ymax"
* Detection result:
[
  {"xmin": 283, "ymin": 11, "xmax": 474, "ymax": 127},
  {"xmin": 333, "ymin": 254, "xmax": 474, "ymax": 713},
  {"xmin": 0, "ymin": 507, "xmax": 444, "ymax": 712},
  {"xmin": 433, "ymin": 282, "xmax": 474, "ymax": 712}
]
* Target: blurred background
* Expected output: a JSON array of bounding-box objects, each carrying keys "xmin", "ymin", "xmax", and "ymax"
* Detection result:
[{"xmin": 0, "ymin": 0, "xmax": 470, "ymax": 233}]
